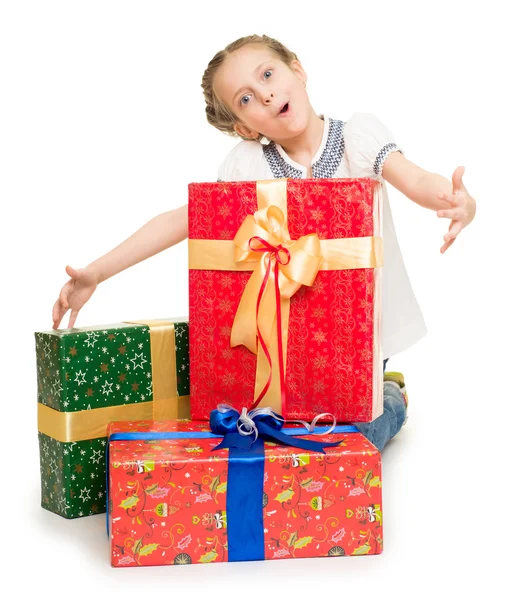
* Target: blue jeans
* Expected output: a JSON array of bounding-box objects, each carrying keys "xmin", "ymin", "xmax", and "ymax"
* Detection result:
[{"xmin": 353, "ymin": 358, "xmax": 407, "ymax": 452}]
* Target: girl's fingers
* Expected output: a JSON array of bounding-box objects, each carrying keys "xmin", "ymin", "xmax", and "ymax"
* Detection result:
[
  {"xmin": 437, "ymin": 192, "xmax": 456, "ymax": 204},
  {"xmin": 452, "ymin": 166, "xmax": 466, "ymax": 194},
  {"xmin": 66, "ymin": 265, "xmax": 78, "ymax": 278},
  {"xmin": 444, "ymin": 221, "xmax": 463, "ymax": 241},
  {"xmin": 53, "ymin": 304, "xmax": 68, "ymax": 330},
  {"xmin": 438, "ymin": 209, "xmax": 466, "ymax": 229},
  {"xmin": 59, "ymin": 290, "xmax": 69, "ymax": 309},
  {"xmin": 68, "ymin": 309, "xmax": 79, "ymax": 329},
  {"xmin": 53, "ymin": 314, "xmax": 60, "ymax": 329},
  {"xmin": 442, "ymin": 221, "xmax": 463, "ymax": 243},
  {"xmin": 440, "ymin": 237, "xmax": 456, "ymax": 254},
  {"xmin": 437, "ymin": 209, "xmax": 460, "ymax": 219},
  {"xmin": 52, "ymin": 300, "xmax": 59, "ymax": 323},
  {"xmin": 66, "ymin": 265, "xmax": 84, "ymax": 281},
  {"xmin": 437, "ymin": 191, "xmax": 460, "ymax": 207},
  {"xmin": 449, "ymin": 220, "xmax": 463, "ymax": 236}
]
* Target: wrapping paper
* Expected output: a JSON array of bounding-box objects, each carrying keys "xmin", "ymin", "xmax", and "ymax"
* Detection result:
[{"xmin": 108, "ymin": 418, "xmax": 383, "ymax": 567}]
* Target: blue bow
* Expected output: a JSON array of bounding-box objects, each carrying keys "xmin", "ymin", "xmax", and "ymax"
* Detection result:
[{"xmin": 210, "ymin": 404, "xmax": 343, "ymax": 454}]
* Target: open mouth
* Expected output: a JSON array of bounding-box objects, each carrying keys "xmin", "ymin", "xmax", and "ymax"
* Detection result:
[{"xmin": 279, "ymin": 102, "xmax": 290, "ymax": 115}]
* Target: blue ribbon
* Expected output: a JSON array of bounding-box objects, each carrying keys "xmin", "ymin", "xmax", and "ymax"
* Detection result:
[
  {"xmin": 210, "ymin": 406, "xmax": 344, "ymax": 454},
  {"xmin": 106, "ymin": 408, "xmax": 358, "ymax": 563}
]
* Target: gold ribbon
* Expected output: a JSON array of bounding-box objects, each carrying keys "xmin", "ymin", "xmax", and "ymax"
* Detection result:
[
  {"xmin": 37, "ymin": 319, "xmax": 190, "ymax": 443},
  {"xmin": 188, "ymin": 179, "xmax": 383, "ymax": 414},
  {"xmin": 37, "ymin": 401, "xmax": 154, "ymax": 443},
  {"xmin": 126, "ymin": 319, "xmax": 190, "ymax": 421}
]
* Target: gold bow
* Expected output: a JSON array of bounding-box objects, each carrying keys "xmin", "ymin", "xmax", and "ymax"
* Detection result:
[{"xmin": 231, "ymin": 204, "xmax": 322, "ymax": 353}]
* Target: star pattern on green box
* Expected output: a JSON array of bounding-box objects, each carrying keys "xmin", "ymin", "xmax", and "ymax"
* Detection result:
[
  {"xmin": 35, "ymin": 324, "xmax": 154, "ymax": 412},
  {"xmin": 174, "ymin": 322, "xmax": 189, "ymax": 396},
  {"xmin": 39, "ymin": 432, "xmax": 108, "ymax": 518}
]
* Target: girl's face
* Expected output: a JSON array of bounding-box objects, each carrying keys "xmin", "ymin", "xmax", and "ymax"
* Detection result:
[{"xmin": 214, "ymin": 44, "xmax": 309, "ymax": 143}]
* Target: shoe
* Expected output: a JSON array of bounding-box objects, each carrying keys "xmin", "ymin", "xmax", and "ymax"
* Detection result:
[{"xmin": 384, "ymin": 371, "xmax": 408, "ymax": 426}]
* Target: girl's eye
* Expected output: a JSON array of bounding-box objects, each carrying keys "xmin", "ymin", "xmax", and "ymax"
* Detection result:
[{"xmin": 240, "ymin": 70, "xmax": 273, "ymax": 106}]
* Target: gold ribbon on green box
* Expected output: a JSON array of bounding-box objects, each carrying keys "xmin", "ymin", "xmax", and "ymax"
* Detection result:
[
  {"xmin": 189, "ymin": 179, "xmax": 383, "ymax": 415},
  {"xmin": 37, "ymin": 320, "xmax": 190, "ymax": 443}
]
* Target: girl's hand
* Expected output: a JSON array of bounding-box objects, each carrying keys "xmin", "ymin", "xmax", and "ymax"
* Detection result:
[
  {"xmin": 437, "ymin": 166, "xmax": 476, "ymax": 254},
  {"xmin": 52, "ymin": 265, "xmax": 100, "ymax": 330}
]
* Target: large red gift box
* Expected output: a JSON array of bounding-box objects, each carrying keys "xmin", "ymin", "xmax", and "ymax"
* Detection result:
[
  {"xmin": 107, "ymin": 418, "xmax": 383, "ymax": 567},
  {"xmin": 188, "ymin": 178, "xmax": 383, "ymax": 422}
]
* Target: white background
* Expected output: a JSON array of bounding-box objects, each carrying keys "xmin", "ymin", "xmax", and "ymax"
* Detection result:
[{"xmin": 1, "ymin": 0, "xmax": 504, "ymax": 596}]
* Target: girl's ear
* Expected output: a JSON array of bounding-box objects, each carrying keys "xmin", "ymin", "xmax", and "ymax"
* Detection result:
[
  {"xmin": 233, "ymin": 122, "xmax": 259, "ymax": 140},
  {"xmin": 290, "ymin": 59, "xmax": 307, "ymax": 85}
]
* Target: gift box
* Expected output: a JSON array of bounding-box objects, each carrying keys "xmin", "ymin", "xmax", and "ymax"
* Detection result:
[
  {"xmin": 188, "ymin": 178, "xmax": 383, "ymax": 422},
  {"xmin": 36, "ymin": 318, "xmax": 190, "ymax": 518},
  {"xmin": 107, "ymin": 413, "xmax": 383, "ymax": 567}
]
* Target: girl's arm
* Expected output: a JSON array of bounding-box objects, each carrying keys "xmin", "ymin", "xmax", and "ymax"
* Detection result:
[
  {"xmin": 382, "ymin": 152, "xmax": 476, "ymax": 254},
  {"xmin": 88, "ymin": 204, "xmax": 188, "ymax": 283},
  {"xmin": 52, "ymin": 205, "xmax": 188, "ymax": 329}
]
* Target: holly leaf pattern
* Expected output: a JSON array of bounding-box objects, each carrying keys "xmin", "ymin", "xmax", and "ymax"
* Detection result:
[
  {"xmin": 293, "ymin": 536, "xmax": 313, "ymax": 550},
  {"xmin": 216, "ymin": 482, "xmax": 227, "ymax": 495},
  {"xmin": 275, "ymin": 488, "xmax": 295, "ymax": 503},
  {"xmin": 176, "ymin": 534, "xmax": 192, "ymax": 551},
  {"xmin": 209, "ymin": 476, "xmax": 221, "ymax": 492},
  {"xmin": 198, "ymin": 550, "xmax": 219, "ymax": 563},
  {"xmin": 363, "ymin": 470, "xmax": 373, "ymax": 486},
  {"xmin": 352, "ymin": 543, "xmax": 371, "ymax": 555},
  {"xmin": 119, "ymin": 495, "xmax": 139, "ymax": 510},
  {"xmin": 132, "ymin": 539, "xmax": 143, "ymax": 555},
  {"xmin": 139, "ymin": 543, "xmax": 159, "ymax": 557}
]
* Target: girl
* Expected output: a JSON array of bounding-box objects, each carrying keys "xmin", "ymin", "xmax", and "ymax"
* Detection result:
[{"xmin": 51, "ymin": 34, "xmax": 476, "ymax": 451}]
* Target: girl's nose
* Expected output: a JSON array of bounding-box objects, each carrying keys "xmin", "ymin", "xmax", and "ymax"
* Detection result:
[{"xmin": 263, "ymin": 92, "xmax": 274, "ymax": 104}]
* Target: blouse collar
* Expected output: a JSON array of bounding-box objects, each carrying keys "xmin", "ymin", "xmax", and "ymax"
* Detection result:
[{"xmin": 263, "ymin": 114, "xmax": 345, "ymax": 179}]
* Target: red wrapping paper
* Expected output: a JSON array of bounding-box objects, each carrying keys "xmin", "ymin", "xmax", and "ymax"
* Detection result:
[
  {"xmin": 188, "ymin": 178, "xmax": 383, "ymax": 422},
  {"xmin": 108, "ymin": 419, "xmax": 383, "ymax": 567}
]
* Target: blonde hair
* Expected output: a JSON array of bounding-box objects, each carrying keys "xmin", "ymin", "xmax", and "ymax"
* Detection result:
[{"xmin": 202, "ymin": 34, "xmax": 300, "ymax": 141}]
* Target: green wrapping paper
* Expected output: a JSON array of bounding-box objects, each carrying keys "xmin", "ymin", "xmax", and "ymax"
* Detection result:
[{"xmin": 36, "ymin": 318, "xmax": 190, "ymax": 518}]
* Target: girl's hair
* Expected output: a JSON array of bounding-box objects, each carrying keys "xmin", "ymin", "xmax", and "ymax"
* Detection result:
[{"xmin": 202, "ymin": 34, "xmax": 299, "ymax": 141}]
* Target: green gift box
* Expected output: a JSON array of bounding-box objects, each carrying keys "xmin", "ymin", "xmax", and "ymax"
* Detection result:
[{"xmin": 35, "ymin": 317, "xmax": 190, "ymax": 518}]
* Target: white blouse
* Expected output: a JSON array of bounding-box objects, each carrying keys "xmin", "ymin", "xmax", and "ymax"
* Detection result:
[{"xmin": 217, "ymin": 112, "xmax": 427, "ymax": 358}]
